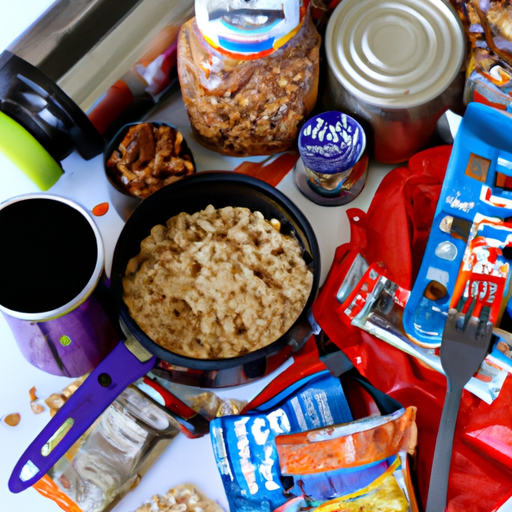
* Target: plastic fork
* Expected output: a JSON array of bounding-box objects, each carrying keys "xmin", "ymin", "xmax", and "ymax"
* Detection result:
[{"xmin": 425, "ymin": 307, "xmax": 493, "ymax": 512}]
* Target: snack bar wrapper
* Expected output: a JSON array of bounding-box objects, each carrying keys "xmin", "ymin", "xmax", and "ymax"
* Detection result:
[{"xmin": 209, "ymin": 339, "xmax": 419, "ymax": 512}]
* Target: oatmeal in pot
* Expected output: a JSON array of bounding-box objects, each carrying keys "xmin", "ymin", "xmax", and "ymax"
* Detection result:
[{"xmin": 122, "ymin": 205, "xmax": 314, "ymax": 359}]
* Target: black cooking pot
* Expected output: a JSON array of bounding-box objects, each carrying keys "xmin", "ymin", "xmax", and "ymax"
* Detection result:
[
  {"xmin": 112, "ymin": 171, "xmax": 320, "ymax": 387},
  {"xmin": 9, "ymin": 171, "xmax": 320, "ymax": 493}
]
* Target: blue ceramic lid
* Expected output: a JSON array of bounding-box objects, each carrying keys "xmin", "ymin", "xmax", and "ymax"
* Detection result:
[{"xmin": 298, "ymin": 111, "xmax": 366, "ymax": 174}]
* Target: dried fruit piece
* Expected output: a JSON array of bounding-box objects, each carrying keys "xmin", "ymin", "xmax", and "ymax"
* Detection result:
[
  {"xmin": 92, "ymin": 202, "xmax": 110, "ymax": 216},
  {"xmin": 30, "ymin": 401, "xmax": 45, "ymax": 414},
  {"xmin": 59, "ymin": 474, "xmax": 71, "ymax": 489},
  {"xmin": 29, "ymin": 386, "xmax": 45, "ymax": 414},
  {"xmin": 29, "ymin": 386, "xmax": 38, "ymax": 402},
  {"xmin": 45, "ymin": 374, "xmax": 89, "ymax": 417},
  {"xmin": 45, "ymin": 393, "xmax": 66, "ymax": 417},
  {"xmin": 2, "ymin": 413, "xmax": 21, "ymax": 427}
]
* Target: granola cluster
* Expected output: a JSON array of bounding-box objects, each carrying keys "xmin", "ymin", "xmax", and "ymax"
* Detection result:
[{"xmin": 134, "ymin": 483, "xmax": 224, "ymax": 512}]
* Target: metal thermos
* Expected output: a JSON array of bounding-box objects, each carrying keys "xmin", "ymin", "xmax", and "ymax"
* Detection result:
[{"xmin": 0, "ymin": 0, "xmax": 194, "ymax": 163}]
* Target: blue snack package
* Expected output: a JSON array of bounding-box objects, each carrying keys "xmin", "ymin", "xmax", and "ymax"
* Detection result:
[{"xmin": 210, "ymin": 370, "xmax": 353, "ymax": 512}]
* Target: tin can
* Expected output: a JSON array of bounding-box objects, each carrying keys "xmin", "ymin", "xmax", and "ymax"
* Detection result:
[{"xmin": 324, "ymin": 0, "xmax": 466, "ymax": 164}]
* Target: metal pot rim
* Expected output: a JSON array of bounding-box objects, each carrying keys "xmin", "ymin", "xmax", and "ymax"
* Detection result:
[{"xmin": 0, "ymin": 193, "xmax": 105, "ymax": 321}]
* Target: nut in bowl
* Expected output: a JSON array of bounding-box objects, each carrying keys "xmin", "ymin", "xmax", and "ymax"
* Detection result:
[{"xmin": 104, "ymin": 122, "xmax": 196, "ymax": 220}]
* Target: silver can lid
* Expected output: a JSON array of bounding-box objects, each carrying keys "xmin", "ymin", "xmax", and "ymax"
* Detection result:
[{"xmin": 325, "ymin": 0, "xmax": 466, "ymax": 109}]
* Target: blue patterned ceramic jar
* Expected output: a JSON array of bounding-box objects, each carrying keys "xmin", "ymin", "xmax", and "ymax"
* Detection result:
[{"xmin": 298, "ymin": 111, "xmax": 366, "ymax": 197}]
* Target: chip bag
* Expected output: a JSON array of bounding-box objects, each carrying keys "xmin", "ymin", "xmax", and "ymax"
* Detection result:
[{"xmin": 210, "ymin": 339, "xmax": 419, "ymax": 512}]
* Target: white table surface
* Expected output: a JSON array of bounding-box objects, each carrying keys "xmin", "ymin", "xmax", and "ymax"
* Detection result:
[{"xmin": 2, "ymin": 3, "xmax": 512, "ymax": 512}]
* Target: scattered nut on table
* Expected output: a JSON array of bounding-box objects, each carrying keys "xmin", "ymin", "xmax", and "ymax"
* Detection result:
[{"xmin": 134, "ymin": 483, "xmax": 224, "ymax": 512}]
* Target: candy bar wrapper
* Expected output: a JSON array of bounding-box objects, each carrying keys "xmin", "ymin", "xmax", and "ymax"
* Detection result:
[
  {"xmin": 33, "ymin": 383, "xmax": 180, "ymax": 512},
  {"xmin": 210, "ymin": 362, "xmax": 419, "ymax": 512},
  {"xmin": 337, "ymin": 255, "xmax": 509, "ymax": 404}
]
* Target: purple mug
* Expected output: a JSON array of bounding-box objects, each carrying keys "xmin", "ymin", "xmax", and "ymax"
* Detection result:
[{"xmin": 0, "ymin": 194, "xmax": 117, "ymax": 377}]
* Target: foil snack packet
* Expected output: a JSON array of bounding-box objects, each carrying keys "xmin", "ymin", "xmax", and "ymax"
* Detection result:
[{"xmin": 337, "ymin": 255, "xmax": 509, "ymax": 404}]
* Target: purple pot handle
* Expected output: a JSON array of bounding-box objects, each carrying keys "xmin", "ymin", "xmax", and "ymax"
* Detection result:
[{"xmin": 9, "ymin": 339, "xmax": 156, "ymax": 493}]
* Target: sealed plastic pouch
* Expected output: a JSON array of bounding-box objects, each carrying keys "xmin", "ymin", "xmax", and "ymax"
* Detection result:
[{"xmin": 210, "ymin": 339, "xmax": 419, "ymax": 512}]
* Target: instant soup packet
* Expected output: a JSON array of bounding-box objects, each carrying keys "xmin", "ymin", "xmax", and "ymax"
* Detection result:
[{"xmin": 210, "ymin": 339, "xmax": 419, "ymax": 512}]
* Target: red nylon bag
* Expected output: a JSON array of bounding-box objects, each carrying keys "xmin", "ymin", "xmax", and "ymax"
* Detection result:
[{"xmin": 312, "ymin": 145, "xmax": 512, "ymax": 512}]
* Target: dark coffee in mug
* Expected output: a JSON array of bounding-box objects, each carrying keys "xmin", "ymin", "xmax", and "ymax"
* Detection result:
[
  {"xmin": 0, "ymin": 194, "xmax": 117, "ymax": 377},
  {"xmin": 0, "ymin": 197, "xmax": 98, "ymax": 313}
]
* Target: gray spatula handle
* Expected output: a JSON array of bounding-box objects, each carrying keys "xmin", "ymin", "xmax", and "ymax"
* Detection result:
[{"xmin": 425, "ymin": 382, "xmax": 463, "ymax": 512}]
